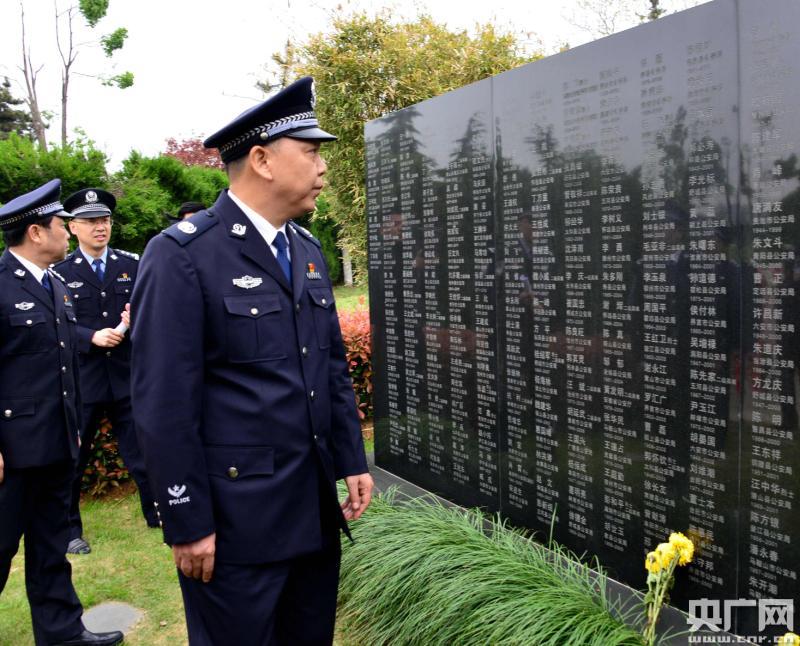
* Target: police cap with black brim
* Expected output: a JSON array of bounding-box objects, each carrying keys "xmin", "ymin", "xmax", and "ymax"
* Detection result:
[
  {"xmin": 203, "ymin": 76, "xmax": 336, "ymax": 164},
  {"xmin": 0, "ymin": 179, "xmax": 71, "ymax": 231},
  {"xmin": 63, "ymin": 188, "xmax": 116, "ymax": 218}
]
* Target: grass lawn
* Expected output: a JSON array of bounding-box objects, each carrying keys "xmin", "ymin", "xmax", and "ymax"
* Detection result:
[
  {"xmin": 0, "ymin": 487, "xmax": 186, "ymax": 646},
  {"xmin": 1, "ymin": 426, "xmax": 374, "ymax": 646},
  {"xmin": 333, "ymin": 284, "xmax": 369, "ymax": 312}
]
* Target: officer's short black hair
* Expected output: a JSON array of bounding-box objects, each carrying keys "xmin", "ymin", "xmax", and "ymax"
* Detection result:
[{"xmin": 3, "ymin": 215, "xmax": 55, "ymax": 248}]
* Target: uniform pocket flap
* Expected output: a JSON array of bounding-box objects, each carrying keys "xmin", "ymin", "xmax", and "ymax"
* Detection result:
[
  {"xmin": 224, "ymin": 294, "xmax": 282, "ymax": 318},
  {"xmin": 205, "ymin": 446, "xmax": 275, "ymax": 479},
  {"xmin": 308, "ymin": 288, "xmax": 334, "ymax": 309},
  {"xmin": 65, "ymin": 310, "xmax": 77, "ymax": 322},
  {"xmin": 9, "ymin": 311, "xmax": 46, "ymax": 327},
  {"xmin": 0, "ymin": 398, "xmax": 36, "ymax": 419}
]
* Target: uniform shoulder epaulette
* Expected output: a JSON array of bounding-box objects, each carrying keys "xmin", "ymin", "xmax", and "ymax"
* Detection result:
[
  {"xmin": 52, "ymin": 254, "xmax": 73, "ymax": 270},
  {"xmin": 288, "ymin": 221, "xmax": 321, "ymax": 248},
  {"xmin": 48, "ymin": 267, "xmax": 66, "ymax": 283},
  {"xmin": 115, "ymin": 248, "xmax": 140, "ymax": 261},
  {"xmin": 162, "ymin": 211, "xmax": 219, "ymax": 247}
]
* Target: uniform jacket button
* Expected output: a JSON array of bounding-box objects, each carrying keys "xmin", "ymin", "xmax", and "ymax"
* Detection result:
[
  {"xmin": 301, "ymin": 346, "xmax": 308, "ymax": 357},
  {"xmin": 101, "ymin": 291, "xmax": 106, "ymax": 298},
  {"xmin": 295, "ymin": 303, "xmax": 301, "ymax": 312},
  {"xmin": 106, "ymin": 351, "xmax": 112, "ymax": 357},
  {"xmin": 26, "ymin": 319, "xmax": 32, "ymax": 325},
  {"xmin": 227, "ymin": 466, "xmax": 239, "ymax": 479},
  {"xmin": 61, "ymin": 366, "xmax": 67, "ymax": 373},
  {"xmin": 102, "ymin": 311, "xmax": 108, "ymax": 318},
  {"xmin": 310, "ymin": 390, "xmax": 316, "ymax": 400},
  {"xmin": 60, "ymin": 341, "xmax": 66, "ymax": 348},
  {"xmin": 250, "ymin": 307, "xmax": 258, "ymax": 315},
  {"xmin": 4, "ymin": 409, "xmax": 11, "ymax": 418}
]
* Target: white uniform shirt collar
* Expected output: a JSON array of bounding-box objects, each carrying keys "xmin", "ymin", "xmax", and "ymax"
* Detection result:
[
  {"xmin": 9, "ymin": 250, "xmax": 46, "ymax": 284},
  {"xmin": 79, "ymin": 246, "xmax": 108, "ymax": 267},
  {"xmin": 228, "ymin": 190, "xmax": 290, "ymax": 260}
]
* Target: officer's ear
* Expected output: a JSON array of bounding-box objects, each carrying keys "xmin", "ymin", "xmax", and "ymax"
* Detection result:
[
  {"xmin": 27, "ymin": 222, "xmax": 46, "ymax": 245},
  {"xmin": 248, "ymin": 144, "xmax": 275, "ymax": 182}
]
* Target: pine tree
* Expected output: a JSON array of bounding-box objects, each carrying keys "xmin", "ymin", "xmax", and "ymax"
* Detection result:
[{"xmin": 0, "ymin": 77, "xmax": 33, "ymax": 140}]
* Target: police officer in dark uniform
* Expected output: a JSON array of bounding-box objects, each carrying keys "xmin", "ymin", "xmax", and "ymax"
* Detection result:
[
  {"xmin": 54, "ymin": 188, "xmax": 157, "ymax": 555},
  {"xmin": 0, "ymin": 180, "xmax": 124, "ymax": 646},
  {"xmin": 131, "ymin": 76, "xmax": 373, "ymax": 645}
]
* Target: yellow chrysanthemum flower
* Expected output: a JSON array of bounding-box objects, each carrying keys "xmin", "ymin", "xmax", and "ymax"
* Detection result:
[
  {"xmin": 655, "ymin": 542, "xmax": 677, "ymax": 569},
  {"xmin": 778, "ymin": 633, "xmax": 800, "ymax": 646},
  {"xmin": 645, "ymin": 550, "xmax": 661, "ymax": 574},
  {"xmin": 668, "ymin": 532, "xmax": 695, "ymax": 566}
]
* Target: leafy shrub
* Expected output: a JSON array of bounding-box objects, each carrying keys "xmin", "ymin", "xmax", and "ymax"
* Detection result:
[
  {"xmin": 80, "ymin": 418, "xmax": 131, "ymax": 496},
  {"xmin": 338, "ymin": 302, "xmax": 373, "ymax": 420}
]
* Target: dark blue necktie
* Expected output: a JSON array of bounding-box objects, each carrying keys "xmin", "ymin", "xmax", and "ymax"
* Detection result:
[
  {"xmin": 41, "ymin": 272, "xmax": 53, "ymax": 297},
  {"xmin": 272, "ymin": 231, "xmax": 291, "ymax": 283},
  {"xmin": 92, "ymin": 258, "xmax": 105, "ymax": 281}
]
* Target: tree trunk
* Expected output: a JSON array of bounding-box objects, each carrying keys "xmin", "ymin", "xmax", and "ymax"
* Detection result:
[
  {"xmin": 61, "ymin": 70, "xmax": 68, "ymax": 147},
  {"xmin": 342, "ymin": 247, "xmax": 354, "ymax": 287},
  {"xmin": 19, "ymin": 1, "xmax": 47, "ymax": 150}
]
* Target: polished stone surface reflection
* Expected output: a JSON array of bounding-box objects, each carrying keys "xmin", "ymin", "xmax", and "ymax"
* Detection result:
[{"xmin": 367, "ymin": 0, "xmax": 800, "ymax": 637}]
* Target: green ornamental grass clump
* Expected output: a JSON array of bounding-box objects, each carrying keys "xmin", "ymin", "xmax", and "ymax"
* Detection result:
[{"xmin": 337, "ymin": 489, "xmax": 645, "ymax": 646}]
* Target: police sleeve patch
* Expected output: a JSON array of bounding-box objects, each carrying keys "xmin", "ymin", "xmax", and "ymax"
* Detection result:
[{"xmin": 162, "ymin": 214, "xmax": 219, "ymax": 246}]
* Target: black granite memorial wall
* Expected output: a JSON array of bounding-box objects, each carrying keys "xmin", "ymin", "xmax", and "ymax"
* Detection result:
[{"xmin": 367, "ymin": 0, "xmax": 799, "ymax": 638}]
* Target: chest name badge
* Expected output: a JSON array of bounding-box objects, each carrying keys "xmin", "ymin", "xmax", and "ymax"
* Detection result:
[
  {"xmin": 233, "ymin": 275, "xmax": 263, "ymax": 289},
  {"xmin": 306, "ymin": 263, "xmax": 322, "ymax": 280},
  {"xmin": 14, "ymin": 302, "xmax": 35, "ymax": 311}
]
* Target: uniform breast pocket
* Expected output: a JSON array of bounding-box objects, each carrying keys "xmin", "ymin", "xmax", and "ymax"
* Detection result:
[
  {"xmin": 71, "ymin": 287, "xmax": 95, "ymax": 317},
  {"xmin": 114, "ymin": 283, "xmax": 133, "ymax": 301},
  {"xmin": 223, "ymin": 294, "xmax": 287, "ymax": 362},
  {"xmin": 308, "ymin": 287, "xmax": 333, "ymax": 349},
  {"xmin": 7, "ymin": 312, "xmax": 50, "ymax": 354}
]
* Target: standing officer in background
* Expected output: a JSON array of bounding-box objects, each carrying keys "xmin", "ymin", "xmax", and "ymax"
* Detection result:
[
  {"xmin": 0, "ymin": 180, "xmax": 123, "ymax": 646},
  {"xmin": 55, "ymin": 188, "xmax": 157, "ymax": 556},
  {"xmin": 131, "ymin": 76, "xmax": 373, "ymax": 645},
  {"xmin": 172, "ymin": 201, "xmax": 207, "ymax": 222}
]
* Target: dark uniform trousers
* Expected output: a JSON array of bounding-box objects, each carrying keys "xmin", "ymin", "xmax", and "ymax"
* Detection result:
[
  {"xmin": 131, "ymin": 191, "xmax": 370, "ymax": 646},
  {"xmin": 0, "ymin": 251, "xmax": 85, "ymax": 644},
  {"xmin": 54, "ymin": 249, "xmax": 157, "ymax": 536}
]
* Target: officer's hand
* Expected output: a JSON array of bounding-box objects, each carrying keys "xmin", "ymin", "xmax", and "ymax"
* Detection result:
[
  {"xmin": 121, "ymin": 303, "xmax": 131, "ymax": 328},
  {"xmin": 173, "ymin": 533, "xmax": 216, "ymax": 583},
  {"xmin": 0, "ymin": 450, "xmax": 4, "ymax": 484},
  {"xmin": 341, "ymin": 473, "xmax": 374, "ymax": 521},
  {"xmin": 91, "ymin": 328, "xmax": 124, "ymax": 348}
]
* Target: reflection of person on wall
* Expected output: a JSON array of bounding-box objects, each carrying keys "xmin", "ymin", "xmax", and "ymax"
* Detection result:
[{"xmin": 516, "ymin": 213, "xmax": 535, "ymax": 311}]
